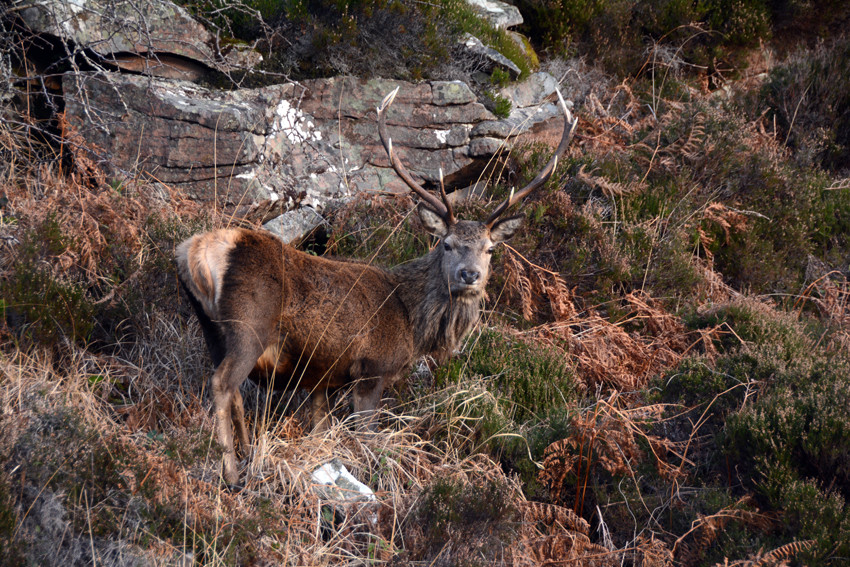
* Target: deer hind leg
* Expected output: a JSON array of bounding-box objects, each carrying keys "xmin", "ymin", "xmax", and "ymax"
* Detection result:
[
  {"xmin": 211, "ymin": 348, "xmax": 263, "ymax": 485},
  {"xmin": 352, "ymin": 376, "xmax": 387, "ymax": 432}
]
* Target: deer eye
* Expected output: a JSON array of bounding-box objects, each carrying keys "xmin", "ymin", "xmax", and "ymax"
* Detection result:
[
  {"xmin": 443, "ymin": 242, "xmax": 452, "ymax": 252},
  {"xmin": 487, "ymin": 246, "xmax": 496, "ymax": 254}
]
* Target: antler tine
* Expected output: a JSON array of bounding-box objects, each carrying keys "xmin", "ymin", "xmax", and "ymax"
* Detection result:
[
  {"xmin": 377, "ymin": 88, "xmax": 451, "ymax": 220},
  {"xmin": 486, "ymin": 89, "xmax": 578, "ymax": 226},
  {"xmin": 439, "ymin": 168, "xmax": 455, "ymax": 224}
]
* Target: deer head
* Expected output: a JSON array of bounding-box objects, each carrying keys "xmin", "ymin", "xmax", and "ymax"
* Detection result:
[{"xmin": 377, "ymin": 87, "xmax": 578, "ymax": 298}]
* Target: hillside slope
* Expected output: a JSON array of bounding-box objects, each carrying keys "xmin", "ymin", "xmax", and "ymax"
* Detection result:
[{"xmin": 1, "ymin": 1, "xmax": 849, "ymax": 565}]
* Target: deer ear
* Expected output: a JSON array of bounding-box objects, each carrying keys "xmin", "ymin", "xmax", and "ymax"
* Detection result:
[
  {"xmin": 490, "ymin": 215, "xmax": 523, "ymax": 243},
  {"xmin": 418, "ymin": 204, "xmax": 449, "ymax": 237}
]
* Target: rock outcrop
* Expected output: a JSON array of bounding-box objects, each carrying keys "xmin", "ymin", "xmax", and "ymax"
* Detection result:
[
  {"xmin": 62, "ymin": 74, "xmax": 498, "ymax": 206},
  {"xmin": 62, "ymin": 69, "xmax": 570, "ymax": 239},
  {"xmin": 19, "ymin": 0, "xmax": 259, "ymax": 80},
  {"xmin": 19, "ymin": 0, "xmax": 570, "ymax": 242}
]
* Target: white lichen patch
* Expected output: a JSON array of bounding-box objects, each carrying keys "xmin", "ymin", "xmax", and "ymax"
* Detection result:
[
  {"xmin": 468, "ymin": 0, "xmax": 506, "ymax": 14},
  {"xmin": 435, "ymin": 129, "xmax": 450, "ymax": 144},
  {"xmin": 272, "ymin": 98, "xmax": 323, "ymax": 144}
]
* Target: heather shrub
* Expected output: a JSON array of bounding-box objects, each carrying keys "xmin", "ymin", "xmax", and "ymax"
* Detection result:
[
  {"xmin": 405, "ymin": 477, "xmax": 517, "ymax": 565},
  {"xmin": 758, "ymin": 36, "xmax": 850, "ymax": 171},
  {"xmin": 0, "ymin": 216, "xmax": 95, "ymax": 345},
  {"xmin": 438, "ymin": 329, "xmax": 578, "ymax": 426},
  {"xmin": 515, "ymin": 0, "xmax": 771, "ymax": 77},
  {"xmin": 724, "ymin": 361, "xmax": 850, "ymax": 561},
  {"xmin": 183, "ymin": 0, "xmax": 537, "ymax": 81}
]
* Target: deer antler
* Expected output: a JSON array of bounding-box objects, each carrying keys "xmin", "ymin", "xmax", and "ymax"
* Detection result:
[
  {"xmin": 486, "ymin": 89, "xmax": 578, "ymax": 226},
  {"xmin": 377, "ymin": 87, "xmax": 455, "ymax": 223}
]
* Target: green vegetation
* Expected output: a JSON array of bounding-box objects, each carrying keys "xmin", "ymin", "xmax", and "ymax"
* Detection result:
[
  {"xmin": 407, "ymin": 477, "xmax": 517, "ymax": 565},
  {"xmin": 438, "ymin": 329, "xmax": 577, "ymax": 426},
  {"xmin": 182, "ymin": 0, "xmax": 537, "ymax": 81},
  {"xmin": 484, "ymin": 91, "xmax": 513, "ymax": 118},
  {"xmin": 514, "ymin": 0, "xmax": 850, "ymax": 78},
  {"xmin": 756, "ymin": 37, "xmax": 850, "ymax": 172},
  {"xmin": 0, "ymin": 215, "xmax": 95, "ymax": 344}
]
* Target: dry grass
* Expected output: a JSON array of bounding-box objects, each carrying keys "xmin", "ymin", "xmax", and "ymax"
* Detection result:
[{"xmin": 0, "ymin": 331, "xmax": 636, "ymax": 565}]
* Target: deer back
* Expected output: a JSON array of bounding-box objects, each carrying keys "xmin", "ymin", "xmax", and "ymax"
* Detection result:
[{"xmin": 178, "ymin": 227, "xmax": 418, "ymax": 390}]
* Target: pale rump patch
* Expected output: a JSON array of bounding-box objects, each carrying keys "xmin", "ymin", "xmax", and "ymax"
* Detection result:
[{"xmin": 176, "ymin": 229, "xmax": 242, "ymax": 317}]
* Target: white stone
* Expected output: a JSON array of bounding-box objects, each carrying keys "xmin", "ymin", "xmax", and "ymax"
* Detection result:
[
  {"xmin": 311, "ymin": 460, "xmax": 376, "ymax": 501},
  {"xmin": 465, "ymin": 0, "xmax": 523, "ymax": 29},
  {"xmin": 499, "ymin": 71, "xmax": 559, "ymax": 109},
  {"xmin": 263, "ymin": 207, "xmax": 324, "ymax": 245}
]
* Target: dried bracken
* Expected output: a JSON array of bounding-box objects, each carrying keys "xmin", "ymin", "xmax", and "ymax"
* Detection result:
[
  {"xmin": 697, "ymin": 202, "xmax": 752, "ymax": 260},
  {"xmin": 539, "ymin": 392, "xmax": 688, "ymax": 517},
  {"xmin": 501, "ymin": 243, "xmax": 693, "ymax": 391},
  {"xmin": 635, "ymin": 534, "xmax": 674, "ymax": 567},
  {"xmin": 674, "ymin": 496, "xmax": 776, "ymax": 565},
  {"xmin": 576, "ymin": 164, "xmax": 648, "ymax": 198},
  {"xmin": 503, "ymin": 245, "xmax": 577, "ymax": 322},
  {"xmin": 510, "ymin": 500, "xmax": 616, "ymax": 567},
  {"xmin": 713, "ymin": 540, "xmax": 814, "ymax": 566}
]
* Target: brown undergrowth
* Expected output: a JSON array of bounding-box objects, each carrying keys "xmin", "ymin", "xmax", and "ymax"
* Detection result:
[{"xmin": 501, "ymin": 246, "xmax": 706, "ymax": 392}]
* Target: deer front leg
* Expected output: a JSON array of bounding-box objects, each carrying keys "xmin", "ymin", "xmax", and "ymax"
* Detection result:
[
  {"xmin": 211, "ymin": 362, "xmax": 239, "ymax": 485},
  {"xmin": 211, "ymin": 350, "xmax": 262, "ymax": 485},
  {"xmin": 230, "ymin": 388, "xmax": 250, "ymax": 453},
  {"xmin": 352, "ymin": 376, "xmax": 387, "ymax": 432}
]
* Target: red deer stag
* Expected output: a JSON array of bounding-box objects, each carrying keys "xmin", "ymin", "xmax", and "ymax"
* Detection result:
[{"xmin": 177, "ymin": 88, "xmax": 577, "ymax": 484}]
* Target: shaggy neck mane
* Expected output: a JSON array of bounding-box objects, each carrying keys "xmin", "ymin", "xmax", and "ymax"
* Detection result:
[{"xmin": 393, "ymin": 249, "xmax": 482, "ymax": 364}]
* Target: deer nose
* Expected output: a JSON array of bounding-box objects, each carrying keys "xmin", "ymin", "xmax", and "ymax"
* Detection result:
[{"xmin": 460, "ymin": 269, "xmax": 480, "ymax": 285}]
